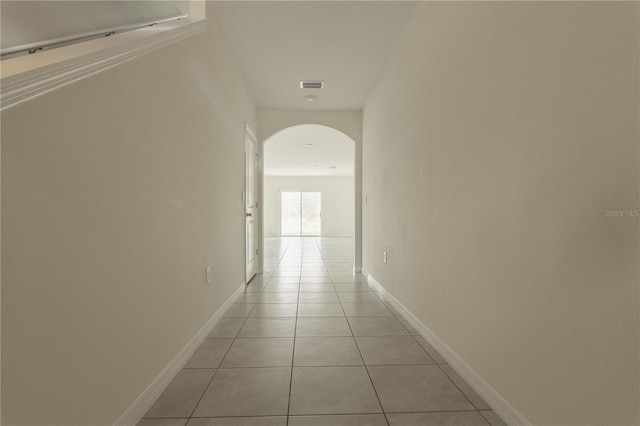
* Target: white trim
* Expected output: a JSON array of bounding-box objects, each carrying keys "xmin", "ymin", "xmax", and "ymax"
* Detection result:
[
  {"xmin": 353, "ymin": 266, "xmax": 362, "ymax": 274},
  {"xmin": 113, "ymin": 281, "xmax": 246, "ymax": 426},
  {"xmin": 1, "ymin": 19, "xmax": 206, "ymax": 111},
  {"xmin": 245, "ymin": 122, "xmax": 258, "ymax": 144},
  {"xmin": 245, "ymin": 123, "xmax": 259, "ymax": 283},
  {"xmin": 366, "ymin": 272, "xmax": 531, "ymax": 426},
  {"xmin": 1, "ymin": 14, "xmax": 187, "ymax": 58}
]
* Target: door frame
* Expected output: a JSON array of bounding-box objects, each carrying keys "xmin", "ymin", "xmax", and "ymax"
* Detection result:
[{"xmin": 244, "ymin": 123, "xmax": 259, "ymax": 282}]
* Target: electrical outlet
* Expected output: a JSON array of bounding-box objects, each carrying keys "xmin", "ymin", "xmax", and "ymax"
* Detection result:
[
  {"xmin": 205, "ymin": 267, "xmax": 211, "ymax": 284},
  {"xmin": 383, "ymin": 251, "xmax": 388, "ymax": 264}
]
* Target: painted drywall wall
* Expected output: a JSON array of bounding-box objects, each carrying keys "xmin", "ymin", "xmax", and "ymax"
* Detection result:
[
  {"xmin": 264, "ymin": 176, "xmax": 355, "ymax": 237},
  {"xmin": 258, "ymin": 110, "xmax": 363, "ymax": 270},
  {"xmin": 1, "ymin": 9, "xmax": 255, "ymax": 426},
  {"xmin": 362, "ymin": 2, "xmax": 639, "ymax": 425}
]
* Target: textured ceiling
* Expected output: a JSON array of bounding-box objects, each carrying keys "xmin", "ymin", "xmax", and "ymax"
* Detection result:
[
  {"xmin": 209, "ymin": 1, "xmax": 418, "ymax": 110},
  {"xmin": 264, "ymin": 125, "xmax": 354, "ymax": 176}
]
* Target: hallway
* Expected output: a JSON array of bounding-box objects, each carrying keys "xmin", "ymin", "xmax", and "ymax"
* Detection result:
[
  {"xmin": 2, "ymin": 2, "xmax": 637, "ymax": 424},
  {"xmin": 139, "ymin": 237, "xmax": 505, "ymax": 426}
]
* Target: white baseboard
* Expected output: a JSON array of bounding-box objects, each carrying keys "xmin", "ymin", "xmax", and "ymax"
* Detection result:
[
  {"xmin": 366, "ymin": 273, "xmax": 530, "ymax": 426},
  {"xmin": 114, "ymin": 281, "xmax": 246, "ymax": 426}
]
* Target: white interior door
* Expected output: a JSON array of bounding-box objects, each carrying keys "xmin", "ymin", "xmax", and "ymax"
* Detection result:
[{"xmin": 245, "ymin": 127, "xmax": 258, "ymax": 282}]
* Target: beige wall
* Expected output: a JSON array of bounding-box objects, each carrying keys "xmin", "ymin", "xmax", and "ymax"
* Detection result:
[
  {"xmin": 1, "ymin": 11, "xmax": 255, "ymax": 426},
  {"xmin": 264, "ymin": 176, "xmax": 355, "ymax": 237},
  {"xmin": 362, "ymin": 2, "xmax": 639, "ymax": 425}
]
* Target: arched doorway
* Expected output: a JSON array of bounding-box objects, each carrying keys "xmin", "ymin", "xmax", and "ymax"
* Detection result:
[{"xmin": 261, "ymin": 123, "xmax": 359, "ymax": 275}]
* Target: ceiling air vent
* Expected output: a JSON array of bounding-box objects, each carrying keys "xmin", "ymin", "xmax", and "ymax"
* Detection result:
[{"xmin": 300, "ymin": 80, "xmax": 324, "ymax": 89}]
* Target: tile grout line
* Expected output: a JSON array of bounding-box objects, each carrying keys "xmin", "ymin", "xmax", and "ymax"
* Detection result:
[
  {"xmin": 187, "ymin": 237, "xmax": 290, "ymax": 421},
  {"xmin": 432, "ymin": 356, "xmax": 485, "ymax": 412},
  {"xmin": 316, "ymin": 238, "xmax": 391, "ymax": 426},
  {"xmin": 383, "ymin": 303, "xmax": 439, "ymax": 365},
  {"xmin": 180, "ymin": 240, "xmax": 289, "ymax": 421},
  {"xmin": 285, "ymin": 237, "xmax": 303, "ymax": 425},
  {"xmin": 146, "ymin": 239, "xmax": 496, "ymax": 424},
  {"xmin": 368, "ymin": 282, "xmax": 487, "ymax": 417},
  {"xmin": 185, "ymin": 330, "xmax": 235, "ymax": 420},
  {"xmin": 378, "ymin": 301, "xmax": 476, "ymax": 402},
  {"xmin": 144, "ymin": 407, "xmax": 487, "ymax": 422},
  {"xmin": 268, "ymin": 237, "xmax": 301, "ymax": 425}
]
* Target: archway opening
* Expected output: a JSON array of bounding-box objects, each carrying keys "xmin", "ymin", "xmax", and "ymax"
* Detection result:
[{"xmin": 262, "ymin": 124, "xmax": 356, "ymax": 274}]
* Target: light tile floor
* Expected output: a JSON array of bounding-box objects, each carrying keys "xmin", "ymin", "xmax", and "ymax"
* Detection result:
[{"xmin": 139, "ymin": 237, "xmax": 507, "ymax": 426}]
